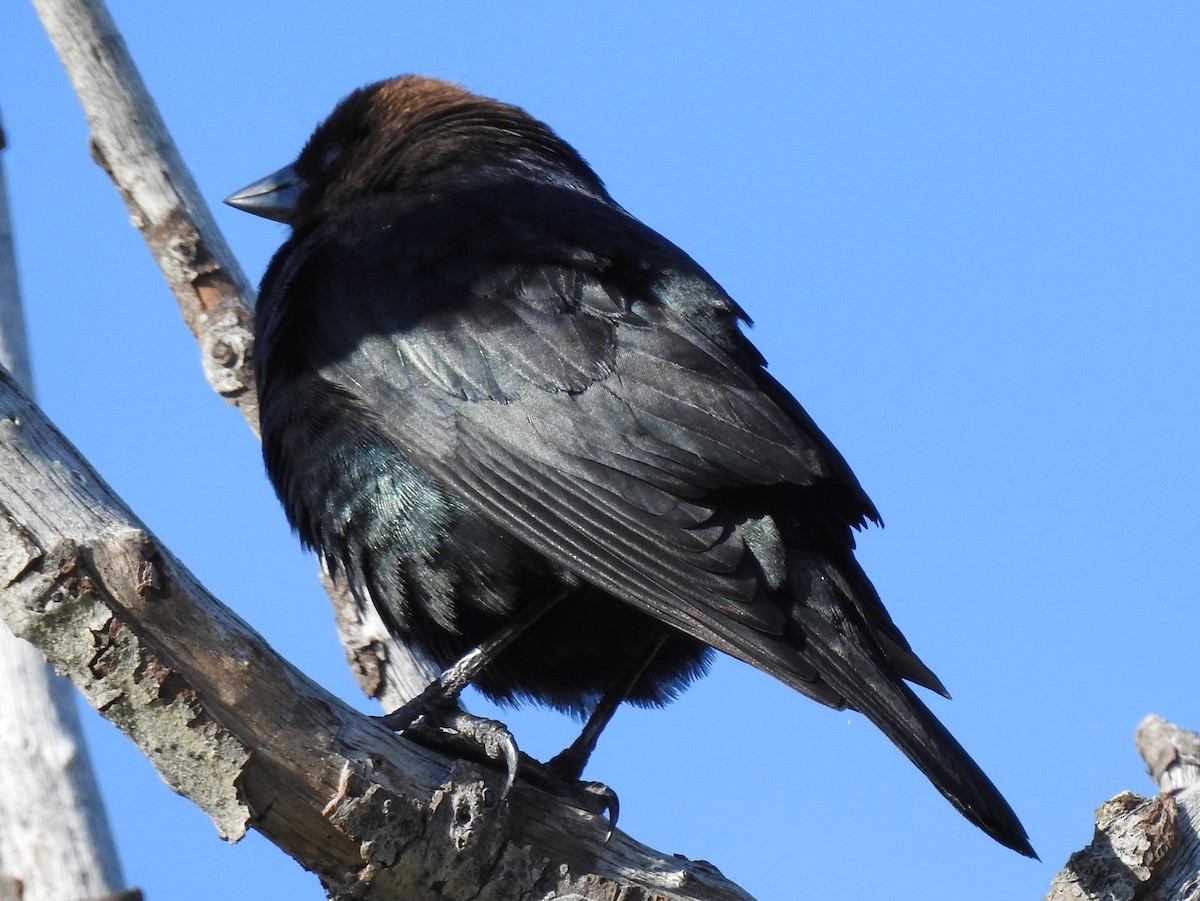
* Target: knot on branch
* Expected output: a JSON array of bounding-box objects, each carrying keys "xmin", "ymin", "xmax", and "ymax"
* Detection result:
[
  {"xmin": 199, "ymin": 312, "xmax": 255, "ymax": 401},
  {"xmin": 323, "ymin": 757, "xmax": 515, "ymax": 900},
  {"xmin": 1045, "ymin": 792, "xmax": 1179, "ymax": 901},
  {"xmin": 1137, "ymin": 715, "xmax": 1200, "ymax": 795}
]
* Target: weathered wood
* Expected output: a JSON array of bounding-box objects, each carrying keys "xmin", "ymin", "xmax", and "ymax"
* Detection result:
[
  {"xmin": 0, "ymin": 118, "xmax": 33, "ymax": 392},
  {"xmin": 1044, "ymin": 717, "xmax": 1200, "ymax": 901},
  {"xmin": 31, "ymin": 0, "xmax": 256, "ymax": 421},
  {"xmin": 0, "ymin": 366, "xmax": 755, "ymax": 900},
  {"xmin": 0, "ymin": 107, "xmax": 128, "ymax": 901},
  {"xmin": 1138, "ymin": 715, "xmax": 1200, "ymax": 796},
  {"xmin": 30, "ymin": 0, "xmax": 435, "ymax": 719}
]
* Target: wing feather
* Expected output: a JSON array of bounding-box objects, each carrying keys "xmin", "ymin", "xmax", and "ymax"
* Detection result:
[{"xmin": 285, "ymin": 182, "xmax": 880, "ymax": 679}]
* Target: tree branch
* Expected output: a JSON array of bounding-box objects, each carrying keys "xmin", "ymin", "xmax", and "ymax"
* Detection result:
[
  {"xmin": 0, "ymin": 347, "xmax": 753, "ymax": 900},
  {"xmin": 31, "ymin": 0, "xmax": 256, "ymax": 420},
  {"xmin": 1044, "ymin": 716, "xmax": 1200, "ymax": 901},
  {"xmin": 0, "ymin": 105, "xmax": 133, "ymax": 901},
  {"xmin": 31, "ymin": 0, "xmax": 436, "ymax": 712}
]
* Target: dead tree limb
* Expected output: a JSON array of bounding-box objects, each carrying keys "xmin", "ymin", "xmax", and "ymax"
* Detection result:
[
  {"xmin": 1045, "ymin": 716, "xmax": 1200, "ymax": 901},
  {"xmin": 29, "ymin": 0, "xmax": 256, "ymax": 420},
  {"xmin": 31, "ymin": 0, "xmax": 434, "ymax": 712},
  {"xmin": 0, "ymin": 366, "xmax": 754, "ymax": 901},
  {"xmin": 0, "ymin": 106, "xmax": 135, "ymax": 901}
]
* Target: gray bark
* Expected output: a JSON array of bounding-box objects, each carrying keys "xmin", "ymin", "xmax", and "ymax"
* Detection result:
[
  {"xmin": 0, "ymin": 108, "xmax": 132, "ymax": 901},
  {"xmin": 0, "ymin": 366, "xmax": 754, "ymax": 901},
  {"xmin": 0, "ymin": 122, "xmax": 33, "ymax": 393},
  {"xmin": 1045, "ymin": 716, "xmax": 1200, "ymax": 901},
  {"xmin": 30, "ymin": 0, "xmax": 436, "ymax": 712}
]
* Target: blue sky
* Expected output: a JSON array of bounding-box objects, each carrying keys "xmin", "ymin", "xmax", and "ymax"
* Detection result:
[{"xmin": 2, "ymin": 3, "xmax": 1198, "ymax": 899}]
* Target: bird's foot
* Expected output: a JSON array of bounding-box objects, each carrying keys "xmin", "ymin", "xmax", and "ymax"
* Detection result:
[
  {"xmin": 521, "ymin": 756, "xmax": 619, "ymax": 839},
  {"xmin": 378, "ymin": 654, "xmax": 483, "ymax": 732},
  {"xmin": 435, "ymin": 709, "xmax": 521, "ymax": 798},
  {"xmin": 523, "ymin": 729, "xmax": 616, "ymax": 836},
  {"xmin": 380, "ymin": 703, "xmax": 522, "ymax": 799},
  {"xmin": 379, "ymin": 703, "xmax": 618, "ymax": 836}
]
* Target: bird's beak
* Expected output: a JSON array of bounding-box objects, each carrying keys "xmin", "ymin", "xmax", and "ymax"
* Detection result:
[{"xmin": 225, "ymin": 164, "xmax": 308, "ymax": 223}]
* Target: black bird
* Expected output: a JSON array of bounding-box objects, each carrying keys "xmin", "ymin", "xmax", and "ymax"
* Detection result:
[{"xmin": 227, "ymin": 74, "xmax": 1034, "ymax": 857}]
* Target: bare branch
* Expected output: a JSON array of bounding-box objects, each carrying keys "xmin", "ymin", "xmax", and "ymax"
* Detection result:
[
  {"xmin": 1044, "ymin": 717, "xmax": 1200, "ymax": 901},
  {"xmin": 0, "ymin": 116, "xmax": 33, "ymax": 393},
  {"xmin": 0, "ymin": 105, "xmax": 129, "ymax": 901},
  {"xmin": 1137, "ymin": 715, "xmax": 1200, "ymax": 796},
  {"xmin": 30, "ymin": 0, "xmax": 437, "ymax": 712},
  {"xmin": 0, "ymin": 364, "xmax": 754, "ymax": 900},
  {"xmin": 32, "ymin": 0, "xmax": 257, "ymax": 421}
]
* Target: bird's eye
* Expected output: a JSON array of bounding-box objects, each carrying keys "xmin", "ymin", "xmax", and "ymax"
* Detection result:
[{"xmin": 321, "ymin": 142, "xmax": 343, "ymax": 170}]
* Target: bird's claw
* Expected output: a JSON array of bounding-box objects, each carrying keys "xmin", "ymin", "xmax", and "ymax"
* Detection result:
[
  {"xmin": 380, "ymin": 705, "xmax": 521, "ymax": 800},
  {"xmin": 578, "ymin": 780, "xmax": 619, "ymax": 839},
  {"xmin": 515, "ymin": 759, "xmax": 620, "ymax": 839},
  {"xmin": 378, "ymin": 704, "xmax": 617, "ymax": 836},
  {"xmin": 436, "ymin": 710, "xmax": 521, "ymax": 799}
]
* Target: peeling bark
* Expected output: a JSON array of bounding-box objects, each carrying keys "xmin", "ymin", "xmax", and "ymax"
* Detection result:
[
  {"xmin": 32, "ymin": 0, "xmax": 257, "ymax": 420},
  {"xmin": 1045, "ymin": 717, "xmax": 1200, "ymax": 901},
  {"xmin": 31, "ymin": 0, "xmax": 437, "ymax": 721},
  {"xmin": 0, "ymin": 367, "xmax": 755, "ymax": 900},
  {"xmin": 0, "ymin": 104, "xmax": 130, "ymax": 900}
]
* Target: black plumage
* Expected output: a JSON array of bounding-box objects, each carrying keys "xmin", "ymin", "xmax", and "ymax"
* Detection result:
[{"xmin": 227, "ymin": 75, "xmax": 1033, "ymax": 856}]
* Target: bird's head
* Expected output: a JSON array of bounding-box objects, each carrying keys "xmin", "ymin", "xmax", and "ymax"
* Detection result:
[{"xmin": 226, "ymin": 74, "xmax": 608, "ymax": 230}]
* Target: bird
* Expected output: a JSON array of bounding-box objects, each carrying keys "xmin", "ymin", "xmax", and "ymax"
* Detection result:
[{"xmin": 226, "ymin": 74, "xmax": 1034, "ymax": 857}]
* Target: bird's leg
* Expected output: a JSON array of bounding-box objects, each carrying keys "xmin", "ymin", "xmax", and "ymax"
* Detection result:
[
  {"xmin": 547, "ymin": 632, "xmax": 670, "ymax": 782},
  {"xmin": 380, "ymin": 586, "xmax": 568, "ymax": 731},
  {"xmin": 523, "ymin": 633, "xmax": 668, "ymax": 837},
  {"xmin": 378, "ymin": 586, "xmax": 569, "ymax": 796}
]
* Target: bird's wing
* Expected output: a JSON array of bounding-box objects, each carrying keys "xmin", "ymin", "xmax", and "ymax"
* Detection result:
[{"xmin": 275, "ymin": 184, "xmax": 883, "ymax": 697}]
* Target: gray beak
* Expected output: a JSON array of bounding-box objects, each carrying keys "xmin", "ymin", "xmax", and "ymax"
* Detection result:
[{"xmin": 225, "ymin": 164, "xmax": 308, "ymax": 223}]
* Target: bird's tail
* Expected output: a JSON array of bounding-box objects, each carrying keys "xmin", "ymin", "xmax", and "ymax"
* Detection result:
[{"xmin": 789, "ymin": 597, "xmax": 1037, "ymax": 858}]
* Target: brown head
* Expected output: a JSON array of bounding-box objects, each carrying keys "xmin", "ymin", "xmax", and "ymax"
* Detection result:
[{"xmin": 226, "ymin": 74, "xmax": 608, "ymax": 230}]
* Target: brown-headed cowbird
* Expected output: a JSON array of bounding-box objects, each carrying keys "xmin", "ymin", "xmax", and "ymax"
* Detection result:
[{"xmin": 226, "ymin": 75, "xmax": 1034, "ymax": 856}]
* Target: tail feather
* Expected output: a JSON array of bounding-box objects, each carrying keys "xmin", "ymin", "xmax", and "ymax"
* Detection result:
[{"xmin": 792, "ymin": 604, "xmax": 1037, "ymax": 858}]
